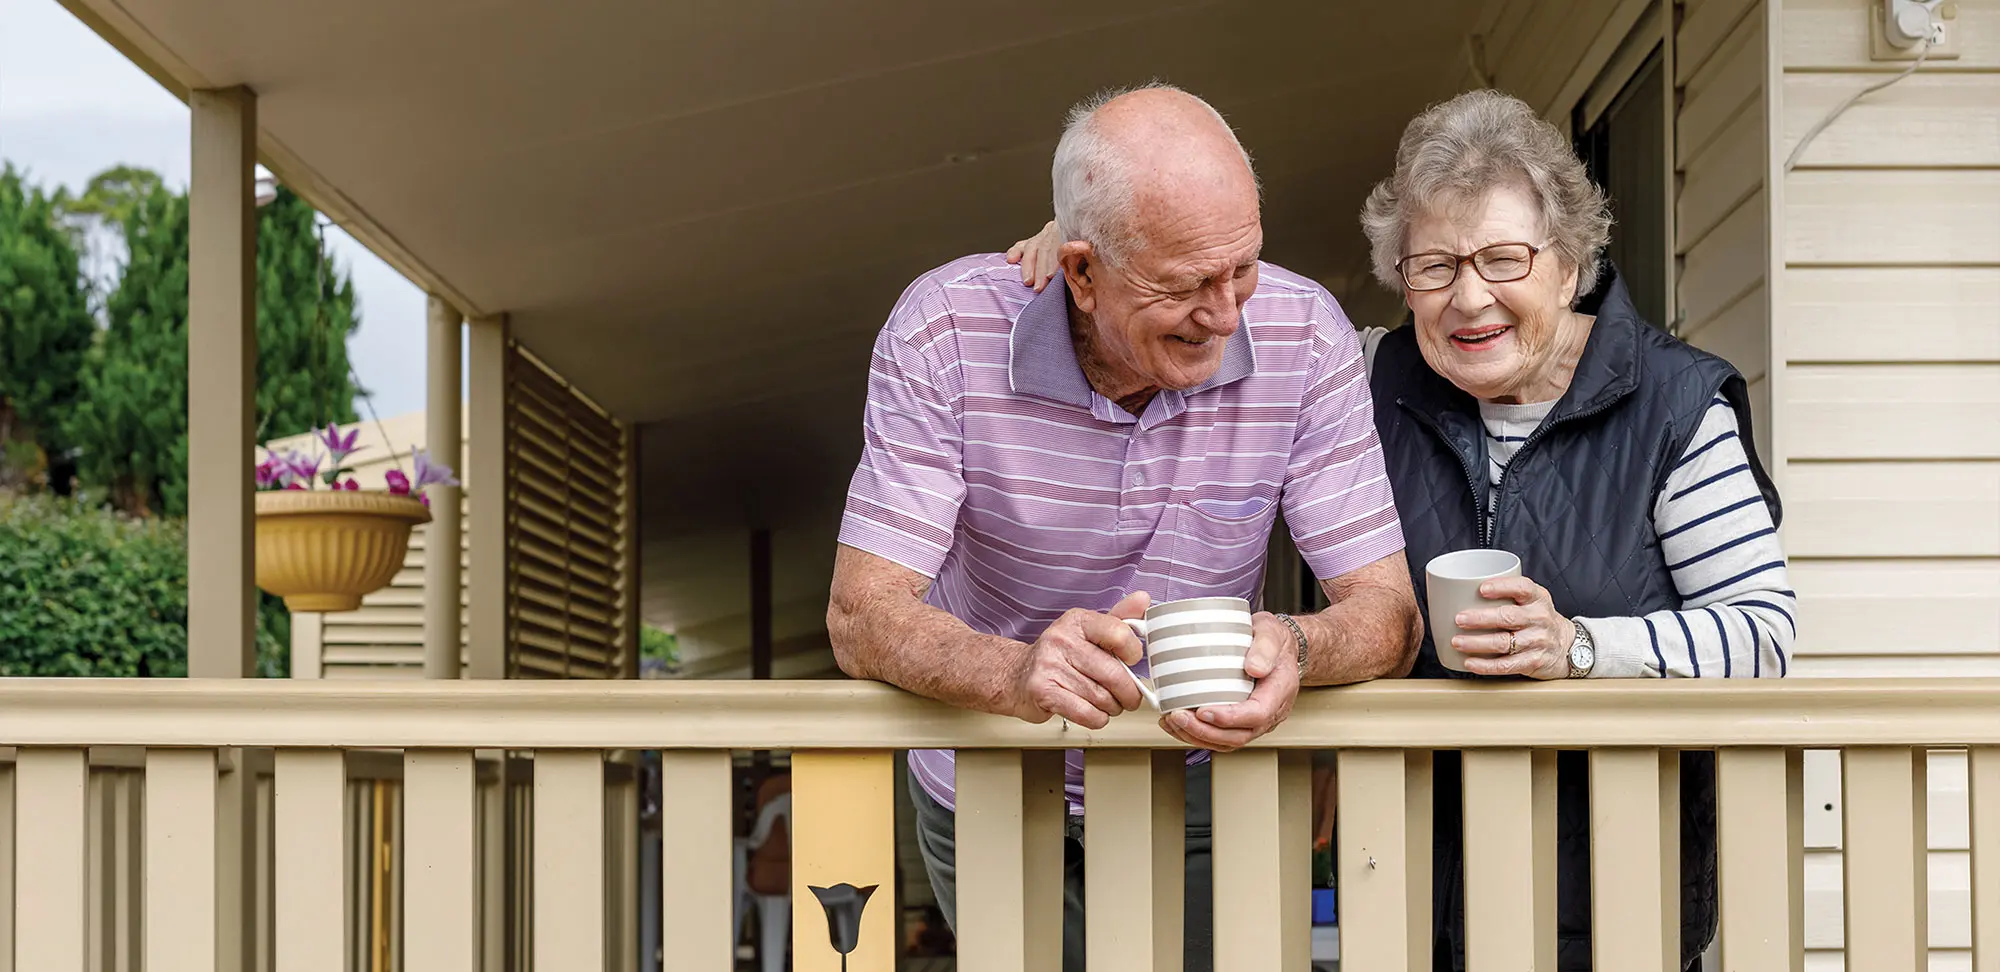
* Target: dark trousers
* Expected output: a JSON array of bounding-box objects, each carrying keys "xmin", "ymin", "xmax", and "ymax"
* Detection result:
[{"xmin": 907, "ymin": 758, "xmax": 1214, "ymax": 971}]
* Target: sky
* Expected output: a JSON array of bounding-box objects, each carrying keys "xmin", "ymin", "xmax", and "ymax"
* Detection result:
[{"xmin": 0, "ymin": 0, "xmax": 429, "ymax": 420}]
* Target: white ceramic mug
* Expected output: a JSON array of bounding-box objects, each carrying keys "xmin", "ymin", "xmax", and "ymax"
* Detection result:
[
  {"xmin": 1116, "ymin": 596, "xmax": 1256, "ymax": 712},
  {"xmin": 1424, "ymin": 549, "xmax": 1523, "ymax": 672}
]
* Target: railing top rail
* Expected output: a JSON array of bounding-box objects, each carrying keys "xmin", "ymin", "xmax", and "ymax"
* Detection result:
[{"xmin": 0, "ymin": 677, "xmax": 1991, "ymax": 749}]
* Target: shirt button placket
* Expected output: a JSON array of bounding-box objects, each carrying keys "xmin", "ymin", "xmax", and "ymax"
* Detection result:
[{"xmin": 1119, "ymin": 434, "xmax": 1146, "ymax": 531}]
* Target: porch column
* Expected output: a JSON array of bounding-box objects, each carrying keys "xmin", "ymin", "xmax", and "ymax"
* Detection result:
[
  {"xmin": 425, "ymin": 295, "xmax": 465, "ymax": 679},
  {"xmin": 466, "ymin": 314, "xmax": 509, "ymax": 679},
  {"xmin": 187, "ymin": 86, "xmax": 257, "ymax": 679},
  {"xmin": 187, "ymin": 85, "xmax": 260, "ymax": 972}
]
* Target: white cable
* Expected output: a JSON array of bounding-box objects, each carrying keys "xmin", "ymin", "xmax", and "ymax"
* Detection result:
[{"xmin": 1785, "ymin": 33, "xmax": 1934, "ymax": 172}]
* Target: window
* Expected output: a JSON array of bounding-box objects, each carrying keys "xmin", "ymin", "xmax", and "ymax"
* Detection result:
[{"xmin": 1574, "ymin": 45, "xmax": 1671, "ymax": 331}]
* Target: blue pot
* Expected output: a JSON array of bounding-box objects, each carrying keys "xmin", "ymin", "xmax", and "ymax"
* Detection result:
[{"xmin": 1311, "ymin": 887, "xmax": 1337, "ymax": 926}]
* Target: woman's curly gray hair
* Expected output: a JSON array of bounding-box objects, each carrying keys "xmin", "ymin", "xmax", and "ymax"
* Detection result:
[{"xmin": 1361, "ymin": 89, "xmax": 1612, "ymax": 304}]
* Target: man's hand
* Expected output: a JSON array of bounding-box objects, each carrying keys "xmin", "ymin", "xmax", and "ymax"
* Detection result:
[
  {"xmin": 1007, "ymin": 591, "xmax": 1153, "ymax": 729},
  {"xmin": 1158, "ymin": 612, "xmax": 1301, "ymax": 752}
]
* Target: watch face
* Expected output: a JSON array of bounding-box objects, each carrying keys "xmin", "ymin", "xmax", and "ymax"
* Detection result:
[{"xmin": 1569, "ymin": 639, "xmax": 1593, "ymax": 675}]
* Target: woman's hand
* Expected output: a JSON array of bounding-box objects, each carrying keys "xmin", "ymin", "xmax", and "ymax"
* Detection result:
[
  {"xmin": 1004, "ymin": 220, "xmax": 1062, "ymax": 292},
  {"xmin": 1451, "ymin": 576, "xmax": 1575, "ymax": 680}
]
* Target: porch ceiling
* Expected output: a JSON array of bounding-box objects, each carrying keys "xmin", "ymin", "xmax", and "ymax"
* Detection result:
[{"xmin": 70, "ymin": 0, "xmax": 1490, "ymax": 638}]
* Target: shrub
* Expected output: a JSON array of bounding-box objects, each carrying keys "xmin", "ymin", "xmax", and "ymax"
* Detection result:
[{"xmin": 0, "ymin": 494, "xmax": 286, "ymax": 676}]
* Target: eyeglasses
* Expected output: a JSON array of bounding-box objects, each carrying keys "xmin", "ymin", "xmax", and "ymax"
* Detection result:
[{"xmin": 1396, "ymin": 242, "xmax": 1543, "ymax": 292}]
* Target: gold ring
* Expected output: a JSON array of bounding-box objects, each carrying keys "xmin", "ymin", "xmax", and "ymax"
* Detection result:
[{"xmin": 1508, "ymin": 632, "xmax": 1519, "ymax": 655}]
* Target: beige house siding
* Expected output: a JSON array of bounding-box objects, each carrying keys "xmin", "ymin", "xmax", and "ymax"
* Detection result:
[
  {"xmin": 1676, "ymin": 0, "xmax": 1775, "ymax": 460},
  {"xmin": 1776, "ymin": 1, "xmax": 2000, "ymax": 968}
]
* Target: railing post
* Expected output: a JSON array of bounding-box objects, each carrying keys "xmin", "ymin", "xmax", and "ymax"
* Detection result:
[
  {"xmin": 1279, "ymin": 751, "xmax": 1312, "ymax": 972},
  {"xmin": 1460, "ymin": 749, "xmax": 1556, "ymax": 972},
  {"xmin": 1718, "ymin": 748, "xmax": 1803, "ymax": 970},
  {"xmin": 404, "ymin": 750, "xmax": 476, "ymax": 972},
  {"xmin": 791, "ymin": 751, "xmax": 896, "ymax": 972},
  {"xmin": 1213, "ymin": 749, "xmax": 1284, "ymax": 972},
  {"xmin": 1589, "ymin": 748, "xmax": 1673, "ymax": 970},
  {"xmin": 532, "ymin": 751, "xmax": 605, "ymax": 970},
  {"xmin": 1336, "ymin": 749, "xmax": 1417, "ymax": 970},
  {"xmin": 275, "ymin": 750, "xmax": 347, "ymax": 972},
  {"xmin": 657, "ymin": 751, "xmax": 733, "ymax": 972},
  {"xmin": 1972, "ymin": 747, "xmax": 1999, "ymax": 972},
  {"xmin": 955, "ymin": 749, "xmax": 1064, "ymax": 972},
  {"xmin": 1842, "ymin": 746, "xmax": 1928, "ymax": 972},
  {"xmin": 1084, "ymin": 749, "xmax": 1181, "ymax": 972},
  {"xmin": 16, "ymin": 749, "xmax": 88, "ymax": 971},
  {"xmin": 146, "ymin": 750, "xmax": 220, "ymax": 972}
]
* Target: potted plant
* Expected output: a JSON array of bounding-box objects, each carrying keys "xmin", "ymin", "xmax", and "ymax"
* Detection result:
[
  {"xmin": 1311, "ymin": 837, "xmax": 1337, "ymax": 926},
  {"xmin": 253, "ymin": 424, "xmax": 456, "ymax": 613}
]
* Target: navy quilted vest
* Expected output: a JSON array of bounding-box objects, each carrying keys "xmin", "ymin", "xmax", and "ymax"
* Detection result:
[{"xmin": 1365, "ymin": 266, "xmax": 1781, "ymax": 970}]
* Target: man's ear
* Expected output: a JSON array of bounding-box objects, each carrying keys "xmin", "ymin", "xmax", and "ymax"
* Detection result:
[{"xmin": 1058, "ymin": 241, "xmax": 1100, "ymax": 314}]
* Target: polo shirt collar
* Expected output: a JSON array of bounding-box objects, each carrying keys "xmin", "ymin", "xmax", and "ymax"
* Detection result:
[{"xmin": 1009, "ymin": 272, "xmax": 1258, "ymax": 410}]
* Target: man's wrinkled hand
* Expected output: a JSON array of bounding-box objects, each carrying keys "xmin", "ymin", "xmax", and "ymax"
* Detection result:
[
  {"xmin": 1007, "ymin": 591, "xmax": 1151, "ymax": 729},
  {"xmin": 1158, "ymin": 612, "xmax": 1300, "ymax": 752}
]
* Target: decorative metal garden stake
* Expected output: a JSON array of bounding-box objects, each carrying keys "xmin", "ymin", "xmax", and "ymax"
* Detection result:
[{"xmin": 808, "ymin": 883, "xmax": 877, "ymax": 971}]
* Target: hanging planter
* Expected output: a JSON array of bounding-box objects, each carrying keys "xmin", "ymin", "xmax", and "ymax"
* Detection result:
[
  {"xmin": 253, "ymin": 425, "xmax": 457, "ymax": 613},
  {"xmin": 255, "ymin": 489, "xmax": 430, "ymax": 612}
]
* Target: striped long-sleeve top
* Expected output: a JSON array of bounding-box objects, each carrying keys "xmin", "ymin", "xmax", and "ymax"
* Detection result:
[{"xmin": 1363, "ymin": 327, "xmax": 1796, "ymax": 678}]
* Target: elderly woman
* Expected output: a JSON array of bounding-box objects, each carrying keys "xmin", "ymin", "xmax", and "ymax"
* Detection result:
[{"xmin": 1004, "ymin": 89, "xmax": 1794, "ymax": 970}]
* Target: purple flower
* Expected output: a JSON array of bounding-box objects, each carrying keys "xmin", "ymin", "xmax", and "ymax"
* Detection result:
[
  {"xmin": 384, "ymin": 469, "xmax": 411, "ymax": 495},
  {"xmin": 341, "ymin": 478, "xmax": 360, "ymax": 491},
  {"xmin": 316, "ymin": 423, "xmax": 361, "ymax": 465},
  {"xmin": 255, "ymin": 456, "xmax": 283, "ymax": 489},
  {"xmin": 284, "ymin": 449, "xmax": 322, "ymax": 486},
  {"xmin": 411, "ymin": 449, "xmax": 458, "ymax": 491}
]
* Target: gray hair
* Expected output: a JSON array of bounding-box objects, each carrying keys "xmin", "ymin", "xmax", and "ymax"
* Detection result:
[
  {"xmin": 1360, "ymin": 89, "xmax": 1612, "ymax": 303},
  {"xmin": 1051, "ymin": 82, "xmax": 1258, "ymax": 267}
]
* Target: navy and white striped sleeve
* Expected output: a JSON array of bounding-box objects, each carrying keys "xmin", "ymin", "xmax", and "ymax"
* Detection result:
[{"xmin": 1578, "ymin": 400, "xmax": 1797, "ymax": 678}]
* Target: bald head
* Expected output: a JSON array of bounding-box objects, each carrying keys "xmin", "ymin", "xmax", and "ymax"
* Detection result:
[{"xmin": 1052, "ymin": 84, "xmax": 1260, "ymax": 267}]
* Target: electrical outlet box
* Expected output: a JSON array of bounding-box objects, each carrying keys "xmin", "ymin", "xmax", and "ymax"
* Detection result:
[{"xmin": 1871, "ymin": 0, "xmax": 1963, "ymax": 60}]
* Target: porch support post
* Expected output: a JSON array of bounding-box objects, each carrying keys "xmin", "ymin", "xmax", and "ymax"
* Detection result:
[
  {"xmin": 425, "ymin": 295, "xmax": 465, "ymax": 680},
  {"xmin": 188, "ymin": 85, "xmax": 260, "ymax": 972},
  {"xmin": 187, "ymin": 86, "xmax": 257, "ymax": 680},
  {"xmin": 466, "ymin": 315, "xmax": 509, "ymax": 680}
]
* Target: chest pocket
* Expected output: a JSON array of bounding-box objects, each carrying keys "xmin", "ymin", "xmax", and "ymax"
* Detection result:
[{"xmin": 1166, "ymin": 497, "xmax": 1276, "ymax": 601}]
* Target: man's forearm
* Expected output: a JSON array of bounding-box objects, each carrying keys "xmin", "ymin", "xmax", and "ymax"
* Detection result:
[
  {"xmin": 1291, "ymin": 580, "xmax": 1422, "ymax": 686},
  {"xmin": 827, "ymin": 549, "xmax": 1028, "ymax": 715}
]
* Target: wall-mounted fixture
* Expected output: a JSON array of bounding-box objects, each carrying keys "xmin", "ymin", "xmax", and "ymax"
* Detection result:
[{"xmin": 1872, "ymin": 0, "xmax": 1961, "ymax": 60}]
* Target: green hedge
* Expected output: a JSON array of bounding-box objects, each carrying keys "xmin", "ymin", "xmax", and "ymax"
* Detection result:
[{"xmin": 0, "ymin": 494, "xmax": 287, "ymax": 677}]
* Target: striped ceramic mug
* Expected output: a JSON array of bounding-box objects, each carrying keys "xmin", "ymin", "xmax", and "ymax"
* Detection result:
[{"xmin": 1118, "ymin": 596, "xmax": 1256, "ymax": 713}]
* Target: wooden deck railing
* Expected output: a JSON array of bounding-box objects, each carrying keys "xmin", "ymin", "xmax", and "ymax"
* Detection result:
[{"xmin": 0, "ymin": 678, "xmax": 1993, "ymax": 971}]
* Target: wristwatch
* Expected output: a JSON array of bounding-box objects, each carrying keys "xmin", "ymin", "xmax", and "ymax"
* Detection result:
[{"xmin": 1565, "ymin": 618, "xmax": 1595, "ymax": 679}]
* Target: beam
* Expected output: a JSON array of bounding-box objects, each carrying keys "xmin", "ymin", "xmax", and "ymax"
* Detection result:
[
  {"xmin": 425, "ymin": 295, "xmax": 465, "ymax": 680},
  {"xmin": 187, "ymin": 86, "xmax": 257, "ymax": 680}
]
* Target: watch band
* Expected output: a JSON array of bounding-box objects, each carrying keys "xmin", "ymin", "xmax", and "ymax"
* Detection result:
[{"xmin": 1273, "ymin": 613, "xmax": 1310, "ymax": 680}]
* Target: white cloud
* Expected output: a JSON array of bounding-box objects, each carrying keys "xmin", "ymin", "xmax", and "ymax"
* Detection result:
[{"xmin": 1, "ymin": 0, "xmax": 429, "ymax": 421}]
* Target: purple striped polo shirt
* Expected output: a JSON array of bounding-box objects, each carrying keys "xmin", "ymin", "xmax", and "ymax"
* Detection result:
[{"xmin": 839, "ymin": 254, "xmax": 1403, "ymax": 813}]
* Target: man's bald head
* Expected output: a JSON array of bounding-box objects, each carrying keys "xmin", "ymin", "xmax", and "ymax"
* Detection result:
[{"xmin": 1052, "ymin": 83, "xmax": 1260, "ymax": 268}]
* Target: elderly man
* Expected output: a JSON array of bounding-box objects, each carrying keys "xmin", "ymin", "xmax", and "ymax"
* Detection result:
[{"xmin": 827, "ymin": 84, "xmax": 1420, "ymax": 970}]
